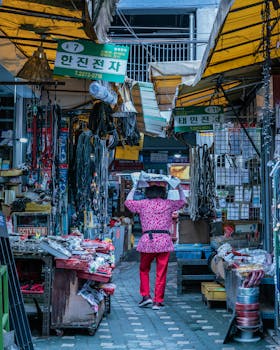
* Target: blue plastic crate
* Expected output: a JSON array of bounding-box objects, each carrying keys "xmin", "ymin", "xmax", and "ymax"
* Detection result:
[
  {"xmin": 174, "ymin": 244, "xmax": 212, "ymax": 260},
  {"xmin": 202, "ymin": 246, "xmax": 213, "ymax": 259},
  {"xmin": 175, "ymin": 251, "xmax": 202, "ymax": 259}
]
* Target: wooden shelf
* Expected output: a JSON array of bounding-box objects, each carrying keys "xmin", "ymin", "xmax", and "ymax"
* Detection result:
[
  {"xmin": 0, "ymin": 169, "xmax": 22, "ymax": 177},
  {"xmin": 177, "ymin": 258, "xmax": 208, "ymax": 266}
]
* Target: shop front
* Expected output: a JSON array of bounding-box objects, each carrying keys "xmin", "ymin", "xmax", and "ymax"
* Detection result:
[
  {"xmin": 0, "ymin": 15, "xmax": 139, "ymax": 346},
  {"xmin": 166, "ymin": 0, "xmax": 280, "ymax": 342},
  {"xmin": 1, "ymin": 0, "xmax": 280, "ymax": 347}
]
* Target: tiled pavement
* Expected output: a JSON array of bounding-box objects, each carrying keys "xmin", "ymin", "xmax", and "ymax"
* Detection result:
[{"xmin": 33, "ymin": 259, "xmax": 279, "ymax": 350}]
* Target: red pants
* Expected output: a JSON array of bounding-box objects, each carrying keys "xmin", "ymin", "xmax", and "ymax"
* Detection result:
[{"xmin": 139, "ymin": 251, "xmax": 170, "ymax": 303}]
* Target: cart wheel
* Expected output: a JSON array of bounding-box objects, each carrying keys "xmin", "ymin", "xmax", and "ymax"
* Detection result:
[
  {"xmin": 88, "ymin": 328, "xmax": 96, "ymax": 336},
  {"xmin": 55, "ymin": 329, "xmax": 64, "ymax": 336}
]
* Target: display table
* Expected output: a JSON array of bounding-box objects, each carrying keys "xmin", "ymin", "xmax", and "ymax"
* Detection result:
[
  {"xmin": 51, "ymin": 268, "xmax": 106, "ymax": 335},
  {"xmin": 10, "ymin": 235, "xmax": 115, "ymax": 336}
]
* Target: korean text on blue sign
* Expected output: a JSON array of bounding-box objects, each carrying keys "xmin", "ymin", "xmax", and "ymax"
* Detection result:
[
  {"xmin": 54, "ymin": 40, "xmax": 129, "ymax": 83},
  {"xmin": 173, "ymin": 106, "xmax": 224, "ymax": 132}
]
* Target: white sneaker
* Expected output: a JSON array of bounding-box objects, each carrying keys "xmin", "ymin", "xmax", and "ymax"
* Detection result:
[{"xmin": 152, "ymin": 302, "xmax": 164, "ymax": 310}]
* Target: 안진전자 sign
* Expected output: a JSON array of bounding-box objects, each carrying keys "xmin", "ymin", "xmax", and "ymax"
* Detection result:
[
  {"xmin": 54, "ymin": 40, "xmax": 129, "ymax": 83},
  {"xmin": 173, "ymin": 106, "xmax": 224, "ymax": 132}
]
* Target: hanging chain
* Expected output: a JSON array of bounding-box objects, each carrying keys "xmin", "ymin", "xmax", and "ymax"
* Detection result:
[{"xmin": 262, "ymin": 0, "xmax": 273, "ymax": 155}]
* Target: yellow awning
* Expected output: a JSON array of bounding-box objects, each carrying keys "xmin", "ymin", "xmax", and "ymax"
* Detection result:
[
  {"xmin": 149, "ymin": 61, "xmax": 200, "ymax": 111},
  {"xmin": 0, "ymin": 1, "xmax": 89, "ymax": 71},
  {"xmin": 197, "ymin": 0, "xmax": 280, "ymax": 81},
  {"xmin": 176, "ymin": 0, "xmax": 278, "ymax": 107},
  {"xmin": 176, "ymin": 64, "xmax": 264, "ymax": 108},
  {"xmin": 0, "ymin": 0, "xmax": 118, "ymax": 76}
]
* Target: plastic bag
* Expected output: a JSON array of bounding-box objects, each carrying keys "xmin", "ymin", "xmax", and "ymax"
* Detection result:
[{"xmin": 131, "ymin": 171, "xmax": 180, "ymax": 189}]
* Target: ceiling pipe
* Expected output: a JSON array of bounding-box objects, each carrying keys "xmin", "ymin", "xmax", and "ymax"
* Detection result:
[{"xmin": 0, "ymin": 6, "xmax": 83, "ymax": 22}]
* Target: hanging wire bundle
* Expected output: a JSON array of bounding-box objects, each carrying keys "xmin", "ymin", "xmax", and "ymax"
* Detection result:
[
  {"xmin": 261, "ymin": 0, "xmax": 274, "ymax": 156},
  {"xmin": 75, "ymin": 129, "xmax": 95, "ymax": 215},
  {"xmin": 51, "ymin": 103, "xmax": 62, "ymax": 234},
  {"xmin": 190, "ymin": 144, "xmax": 216, "ymax": 221}
]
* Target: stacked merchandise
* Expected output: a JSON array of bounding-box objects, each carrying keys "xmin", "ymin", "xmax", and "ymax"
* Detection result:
[
  {"xmin": 9, "ymin": 234, "xmax": 116, "ymax": 295},
  {"xmin": 213, "ymin": 243, "xmax": 274, "ymax": 313},
  {"xmin": 213, "ymin": 126, "xmax": 261, "ymax": 246},
  {"xmin": 70, "ymin": 83, "xmax": 141, "ymax": 240},
  {"xmin": 47, "ymin": 234, "xmax": 115, "ymax": 335},
  {"xmin": 25, "ymin": 103, "xmax": 69, "ymax": 235},
  {"xmin": 234, "ymin": 280, "xmax": 263, "ymax": 342},
  {"xmin": 41, "ymin": 235, "xmax": 115, "ymax": 282}
]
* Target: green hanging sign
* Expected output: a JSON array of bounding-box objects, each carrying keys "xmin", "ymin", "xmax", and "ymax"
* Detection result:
[
  {"xmin": 54, "ymin": 40, "xmax": 129, "ymax": 83},
  {"xmin": 173, "ymin": 106, "xmax": 224, "ymax": 132}
]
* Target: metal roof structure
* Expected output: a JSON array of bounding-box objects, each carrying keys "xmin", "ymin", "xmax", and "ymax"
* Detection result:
[
  {"xmin": 176, "ymin": 0, "xmax": 280, "ymax": 107},
  {"xmin": 0, "ymin": 0, "xmax": 118, "ymax": 75}
]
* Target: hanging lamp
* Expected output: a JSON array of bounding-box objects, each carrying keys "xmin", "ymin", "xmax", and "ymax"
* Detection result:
[{"xmin": 17, "ymin": 42, "xmax": 52, "ymax": 81}]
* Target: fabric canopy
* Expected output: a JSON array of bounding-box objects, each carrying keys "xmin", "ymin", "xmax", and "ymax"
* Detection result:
[
  {"xmin": 0, "ymin": 0, "xmax": 117, "ymax": 75},
  {"xmin": 196, "ymin": 0, "xmax": 280, "ymax": 82},
  {"xmin": 176, "ymin": 64, "xmax": 263, "ymax": 107},
  {"xmin": 176, "ymin": 0, "xmax": 279, "ymax": 107},
  {"xmin": 149, "ymin": 61, "xmax": 200, "ymax": 111}
]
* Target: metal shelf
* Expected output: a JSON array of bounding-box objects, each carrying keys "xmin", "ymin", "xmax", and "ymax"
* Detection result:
[
  {"xmin": 177, "ymin": 258, "xmax": 208, "ymax": 266},
  {"xmin": 261, "ymin": 306, "xmax": 275, "ymax": 320},
  {"xmin": 181, "ymin": 274, "xmax": 215, "ymax": 281},
  {"xmin": 14, "ymin": 253, "xmax": 53, "ymax": 337},
  {"xmin": 261, "ymin": 277, "xmax": 274, "ymax": 285},
  {"xmin": 177, "ymin": 258, "xmax": 215, "ymax": 295}
]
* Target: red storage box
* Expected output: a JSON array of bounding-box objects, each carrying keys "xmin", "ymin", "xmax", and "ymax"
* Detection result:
[
  {"xmin": 77, "ymin": 271, "xmax": 112, "ymax": 283},
  {"xmin": 55, "ymin": 258, "xmax": 89, "ymax": 271}
]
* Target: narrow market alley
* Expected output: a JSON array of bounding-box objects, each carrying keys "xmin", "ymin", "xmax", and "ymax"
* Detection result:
[{"xmin": 33, "ymin": 256, "xmax": 277, "ymax": 350}]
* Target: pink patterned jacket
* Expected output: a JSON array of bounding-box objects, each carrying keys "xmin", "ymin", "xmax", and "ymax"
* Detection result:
[{"xmin": 125, "ymin": 195, "xmax": 185, "ymax": 253}]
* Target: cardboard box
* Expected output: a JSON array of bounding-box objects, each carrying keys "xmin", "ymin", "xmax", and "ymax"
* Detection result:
[
  {"xmin": 203, "ymin": 283, "xmax": 226, "ymax": 301},
  {"xmin": 179, "ymin": 219, "xmax": 210, "ymax": 244}
]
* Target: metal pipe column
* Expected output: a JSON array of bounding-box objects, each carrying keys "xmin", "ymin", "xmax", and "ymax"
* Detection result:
[{"xmin": 189, "ymin": 13, "xmax": 195, "ymax": 60}]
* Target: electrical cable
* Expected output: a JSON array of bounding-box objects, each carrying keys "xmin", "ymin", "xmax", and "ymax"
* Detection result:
[{"xmin": 116, "ymin": 8, "xmax": 157, "ymax": 61}]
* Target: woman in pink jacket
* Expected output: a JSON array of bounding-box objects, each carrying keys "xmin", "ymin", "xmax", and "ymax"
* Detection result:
[{"xmin": 125, "ymin": 184, "xmax": 186, "ymax": 310}]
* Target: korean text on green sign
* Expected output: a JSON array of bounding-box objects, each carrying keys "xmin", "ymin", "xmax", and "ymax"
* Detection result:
[
  {"xmin": 173, "ymin": 106, "xmax": 224, "ymax": 132},
  {"xmin": 54, "ymin": 40, "xmax": 129, "ymax": 83}
]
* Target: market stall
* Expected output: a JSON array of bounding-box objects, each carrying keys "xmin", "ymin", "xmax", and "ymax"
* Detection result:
[
  {"xmin": 0, "ymin": 36, "xmax": 145, "ymax": 341},
  {"xmin": 9, "ymin": 233, "xmax": 116, "ymax": 336}
]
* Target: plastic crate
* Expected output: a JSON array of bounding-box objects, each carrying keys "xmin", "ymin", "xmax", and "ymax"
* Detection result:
[
  {"xmin": 175, "ymin": 250, "xmax": 202, "ymax": 259},
  {"xmin": 202, "ymin": 246, "xmax": 213, "ymax": 259},
  {"xmin": 174, "ymin": 244, "xmax": 212, "ymax": 260}
]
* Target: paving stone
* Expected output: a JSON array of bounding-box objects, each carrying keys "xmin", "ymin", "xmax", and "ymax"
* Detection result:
[
  {"xmin": 61, "ymin": 345, "xmax": 75, "ymax": 348},
  {"xmin": 201, "ymin": 326, "xmax": 213, "ymax": 329},
  {"xmin": 33, "ymin": 260, "xmax": 275, "ymax": 350}
]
